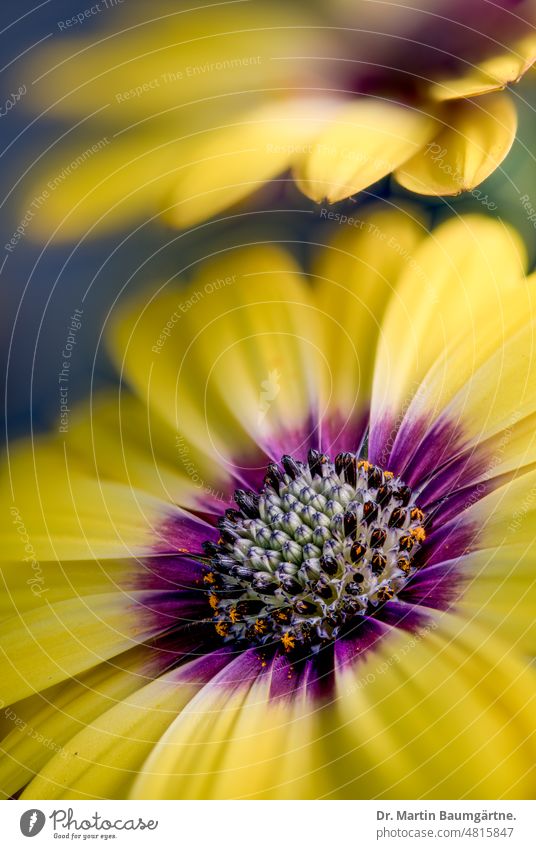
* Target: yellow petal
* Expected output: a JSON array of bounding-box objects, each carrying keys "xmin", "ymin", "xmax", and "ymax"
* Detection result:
[
  {"xmin": 294, "ymin": 99, "xmax": 438, "ymax": 203},
  {"xmin": 65, "ymin": 391, "xmax": 209, "ymax": 511},
  {"xmin": 21, "ymin": 119, "xmax": 208, "ymax": 242},
  {"xmin": 333, "ymin": 616, "xmax": 536, "ymax": 798},
  {"xmin": 132, "ymin": 654, "xmax": 328, "ymax": 800},
  {"xmin": 166, "ymin": 98, "xmax": 338, "ymax": 228},
  {"xmin": 19, "ymin": 2, "xmax": 335, "ymax": 240},
  {"xmin": 394, "ymin": 265, "xmax": 536, "ymax": 483},
  {"xmin": 462, "ymin": 465, "xmax": 536, "ymax": 551},
  {"xmin": 395, "ymin": 93, "xmax": 517, "ymax": 195},
  {"xmin": 456, "ymin": 544, "xmax": 536, "ymax": 654},
  {"xmin": 0, "ymin": 556, "xmax": 140, "ymax": 619},
  {"xmin": 313, "ymin": 203, "xmax": 427, "ymax": 414},
  {"xmin": 109, "ymin": 245, "xmax": 326, "ymax": 469},
  {"xmin": 429, "ymin": 35, "xmax": 536, "ymax": 101},
  {"xmin": 418, "ymin": 290, "xmax": 536, "ymax": 454},
  {"xmin": 0, "ymin": 438, "xmax": 187, "ymax": 561},
  {"xmin": 133, "ymin": 618, "xmax": 536, "ymax": 798},
  {"xmin": 0, "ymin": 592, "xmax": 165, "ymax": 706},
  {"xmin": 0, "ymin": 646, "xmax": 159, "ymax": 798},
  {"xmin": 19, "ymin": 658, "xmax": 215, "ymax": 799},
  {"xmin": 370, "ymin": 215, "xmax": 528, "ymax": 434},
  {"xmin": 24, "ymin": 4, "xmax": 324, "ymax": 120}
]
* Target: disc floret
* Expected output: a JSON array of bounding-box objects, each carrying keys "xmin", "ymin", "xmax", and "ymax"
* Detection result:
[{"xmin": 202, "ymin": 451, "xmax": 427, "ymax": 652}]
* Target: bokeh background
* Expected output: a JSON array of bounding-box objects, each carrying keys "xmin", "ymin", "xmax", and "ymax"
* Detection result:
[{"xmin": 2, "ymin": 0, "xmax": 536, "ymax": 442}]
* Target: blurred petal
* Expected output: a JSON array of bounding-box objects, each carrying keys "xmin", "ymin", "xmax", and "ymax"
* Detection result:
[
  {"xmin": 429, "ymin": 34, "xmax": 536, "ymax": 101},
  {"xmin": 0, "ymin": 645, "xmax": 167, "ymax": 798},
  {"xmin": 24, "ymin": 4, "xmax": 323, "ymax": 120},
  {"xmin": 294, "ymin": 99, "xmax": 438, "ymax": 203},
  {"xmin": 447, "ymin": 542, "xmax": 536, "ymax": 655},
  {"xmin": 22, "ymin": 119, "xmax": 208, "ymax": 242},
  {"xmin": 132, "ymin": 650, "xmax": 327, "ymax": 800},
  {"xmin": 369, "ymin": 215, "xmax": 529, "ymax": 468},
  {"xmin": 1, "ymin": 439, "xmax": 212, "ymax": 561},
  {"xmin": 109, "ymin": 245, "xmax": 327, "ymax": 471},
  {"xmin": 0, "ymin": 557, "xmax": 143, "ymax": 619},
  {"xmin": 395, "ymin": 93, "xmax": 517, "ymax": 195},
  {"xmin": 0, "ymin": 592, "xmax": 176, "ymax": 706},
  {"xmin": 462, "ymin": 466, "xmax": 536, "ymax": 550},
  {"xmin": 313, "ymin": 203, "xmax": 427, "ymax": 417},
  {"xmin": 332, "ymin": 616, "xmax": 536, "ymax": 798},
  {"xmin": 20, "ymin": 652, "xmax": 233, "ymax": 799},
  {"xmin": 166, "ymin": 98, "xmax": 338, "ymax": 228},
  {"xmin": 64, "ymin": 392, "xmax": 219, "ymax": 512}
]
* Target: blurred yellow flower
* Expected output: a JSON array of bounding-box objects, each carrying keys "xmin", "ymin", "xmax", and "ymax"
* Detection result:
[{"xmin": 19, "ymin": 0, "xmax": 536, "ymax": 239}]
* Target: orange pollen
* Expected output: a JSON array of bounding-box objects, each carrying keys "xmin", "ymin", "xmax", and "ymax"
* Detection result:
[
  {"xmin": 411, "ymin": 526, "xmax": 426, "ymax": 542},
  {"xmin": 229, "ymin": 606, "xmax": 241, "ymax": 624},
  {"xmin": 281, "ymin": 632, "xmax": 296, "ymax": 651},
  {"xmin": 254, "ymin": 618, "xmax": 267, "ymax": 634},
  {"xmin": 203, "ymin": 572, "xmax": 215, "ymax": 584},
  {"xmin": 357, "ymin": 460, "xmax": 372, "ymax": 471},
  {"xmin": 215, "ymin": 622, "xmax": 228, "ymax": 637},
  {"xmin": 383, "ymin": 471, "xmax": 394, "ymax": 479},
  {"xmin": 208, "ymin": 593, "xmax": 219, "ymax": 611},
  {"xmin": 410, "ymin": 507, "xmax": 425, "ymax": 522}
]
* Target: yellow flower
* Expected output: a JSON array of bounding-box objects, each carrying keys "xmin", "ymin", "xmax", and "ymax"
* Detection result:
[
  {"xmin": 1, "ymin": 207, "xmax": 536, "ymax": 799},
  {"xmin": 20, "ymin": 1, "xmax": 536, "ymax": 239}
]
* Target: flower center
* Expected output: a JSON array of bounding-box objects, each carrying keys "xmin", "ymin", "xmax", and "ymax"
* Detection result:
[{"xmin": 202, "ymin": 451, "xmax": 427, "ymax": 653}]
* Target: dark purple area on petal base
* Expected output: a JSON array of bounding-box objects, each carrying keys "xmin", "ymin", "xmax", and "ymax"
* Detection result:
[
  {"xmin": 135, "ymin": 554, "xmax": 207, "ymax": 592},
  {"xmin": 424, "ymin": 479, "xmax": 497, "ymax": 528},
  {"xmin": 254, "ymin": 410, "xmax": 369, "ymax": 467},
  {"xmin": 154, "ymin": 511, "xmax": 220, "ymax": 553},
  {"xmin": 268, "ymin": 650, "xmax": 312, "ymax": 700},
  {"xmin": 333, "ymin": 617, "xmax": 394, "ymax": 673},
  {"xmin": 399, "ymin": 562, "xmax": 466, "ymax": 611},
  {"xmin": 172, "ymin": 646, "xmax": 241, "ymax": 685},
  {"xmin": 369, "ymin": 408, "xmax": 496, "ymax": 539},
  {"xmin": 140, "ymin": 589, "xmax": 212, "ymax": 629},
  {"xmin": 226, "ymin": 453, "xmax": 272, "ymax": 495},
  {"xmin": 418, "ymin": 515, "xmax": 478, "ymax": 568},
  {"xmin": 418, "ymin": 442, "xmax": 493, "ymax": 508},
  {"xmin": 401, "ymin": 418, "xmax": 468, "ymax": 489},
  {"xmin": 143, "ymin": 644, "xmax": 253, "ymax": 692},
  {"xmin": 248, "ymin": 620, "xmax": 395, "ymax": 701},
  {"xmin": 202, "ymin": 646, "xmax": 267, "ymax": 690},
  {"xmin": 259, "ymin": 414, "xmax": 322, "ymax": 463},
  {"xmin": 134, "ymin": 589, "xmax": 226, "ymax": 671},
  {"xmin": 321, "ymin": 410, "xmax": 370, "ymax": 459},
  {"xmin": 370, "ymin": 411, "xmax": 468, "ymax": 485},
  {"xmin": 368, "ymin": 413, "xmax": 397, "ymax": 469},
  {"xmin": 374, "ymin": 600, "xmax": 431, "ymax": 631},
  {"xmin": 142, "ymin": 625, "xmax": 222, "ymax": 672}
]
